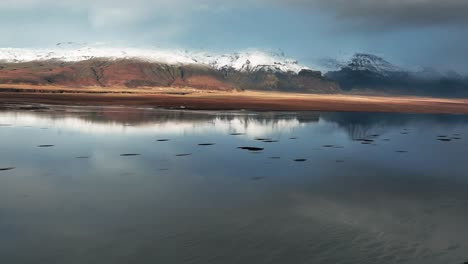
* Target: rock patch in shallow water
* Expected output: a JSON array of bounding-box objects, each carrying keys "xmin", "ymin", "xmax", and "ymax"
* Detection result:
[
  {"xmin": 37, "ymin": 145, "xmax": 54, "ymax": 147},
  {"xmin": 120, "ymin": 154, "xmax": 141, "ymax": 156},
  {"xmin": 0, "ymin": 167, "xmax": 15, "ymax": 171},
  {"xmin": 251, "ymin": 176, "xmax": 265, "ymax": 181},
  {"xmin": 75, "ymin": 156, "xmax": 89, "ymax": 159},
  {"xmin": 396, "ymin": 150, "xmax": 408, "ymax": 153},
  {"xmin": 294, "ymin": 159, "xmax": 307, "ymax": 162},
  {"xmin": 437, "ymin": 138, "xmax": 452, "ymax": 142},
  {"xmin": 238, "ymin": 147, "xmax": 264, "ymax": 152},
  {"xmin": 230, "ymin": 133, "xmax": 244, "ymax": 136},
  {"xmin": 175, "ymin": 153, "xmax": 192, "ymax": 157},
  {"xmin": 198, "ymin": 143, "xmax": 215, "ymax": 146},
  {"xmin": 156, "ymin": 139, "xmax": 170, "ymax": 142}
]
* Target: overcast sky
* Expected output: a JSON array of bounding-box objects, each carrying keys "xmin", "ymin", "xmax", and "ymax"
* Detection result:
[{"xmin": 1, "ymin": 0, "xmax": 468, "ymax": 72}]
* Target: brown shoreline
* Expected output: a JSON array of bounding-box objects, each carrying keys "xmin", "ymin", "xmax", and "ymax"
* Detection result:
[{"xmin": 0, "ymin": 85, "xmax": 468, "ymax": 114}]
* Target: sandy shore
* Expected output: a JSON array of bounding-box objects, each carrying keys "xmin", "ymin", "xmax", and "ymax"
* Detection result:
[{"xmin": 1, "ymin": 85, "xmax": 468, "ymax": 114}]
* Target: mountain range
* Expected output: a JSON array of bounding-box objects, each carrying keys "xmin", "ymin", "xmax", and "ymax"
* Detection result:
[{"xmin": 0, "ymin": 45, "xmax": 467, "ymax": 97}]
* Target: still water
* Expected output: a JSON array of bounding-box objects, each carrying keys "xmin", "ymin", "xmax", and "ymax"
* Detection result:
[{"xmin": 0, "ymin": 105, "xmax": 467, "ymax": 264}]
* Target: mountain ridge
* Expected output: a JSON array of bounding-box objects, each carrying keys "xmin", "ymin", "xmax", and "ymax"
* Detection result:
[
  {"xmin": 1, "ymin": 46, "xmax": 467, "ymax": 97},
  {"xmin": 0, "ymin": 58, "xmax": 339, "ymax": 93}
]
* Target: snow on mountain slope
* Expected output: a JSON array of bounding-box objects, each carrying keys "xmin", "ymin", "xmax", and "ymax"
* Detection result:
[
  {"xmin": 347, "ymin": 53, "xmax": 402, "ymax": 74},
  {"xmin": 0, "ymin": 44, "xmax": 307, "ymax": 73},
  {"xmin": 321, "ymin": 53, "xmax": 404, "ymax": 76}
]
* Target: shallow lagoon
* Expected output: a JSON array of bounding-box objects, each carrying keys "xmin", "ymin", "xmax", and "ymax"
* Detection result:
[{"xmin": 0, "ymin": 105, "xmax": 467, "ymax": 264}]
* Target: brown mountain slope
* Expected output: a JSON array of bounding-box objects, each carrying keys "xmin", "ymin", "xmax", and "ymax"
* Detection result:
[{"xmin": 0, "ymin": 59, "xmax": 339, "ymax": 93}]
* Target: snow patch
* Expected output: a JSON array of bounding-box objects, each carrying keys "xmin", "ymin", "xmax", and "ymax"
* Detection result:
[{"xmin": 0, "ymin": 45, "xmax": 308, "ymax": 73}]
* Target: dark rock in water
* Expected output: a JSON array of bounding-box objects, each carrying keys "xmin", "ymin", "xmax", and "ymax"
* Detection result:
[
  {"xmin": 294, "ymin": 159, "xmax": 307, "ymax": 162},
  {"xmin": 437, "ymin": 138, "xmax": 452, "ymax": 142},
  {"xmin": 396, "ymin": 150, "xmax": 408, "ymax": 153},
  {"xmin": 355, "ymin": 138, "xmax": 374, "ymax": 142},
  {"xmin": 120, "ymin": 153, "xmax": 141, "ymax": 156},
  {"xmin": 401, "ymin": 132, "xmax": 409, "ymax": 135},
  {"xmin": 437, "ymin": 135, "xmax": 448, "ymax": 138},
  {"xmin": 370, "ymin": 134, "xmax": 380, "ymax": 137},
  {"xmin": 322, "ymin": 145, "xmax": 334, "ymax": 148},
  {"xmin": 0, "ymin": 167, "xmax": 15, "ymax": 171},
  {"xmin": 255, "ymin": 138, "xmax": 272, "ymax": 141},
  {"xmin": 262, "ymin": 140, "xmax": 279, "ymax": 143},
  {"xmin": 175, "ymin": 153, "xmax": 192, "ymax": 157},
  {"xmin": 198, "ymin": 143, "xmax": 215, "ymax": 146},
  {"xmin": 238, "ymin": 147, "xmax": 264, "ymax": 152},
  {"xmin": 156, "ymin": 139, "xmax": 170, "ymax": 142},
  {"xmin": 230, "ymin": 133, "xmax": 245, "ymax": 136},
  {"xmin": 452, "ymin": 137, "xmax": 461, "ymax": 140},
  {"xmin": 269, "ymin": 157, "xmax": 281, "ymax": 159},
  {"xmin": 251, "ymin": 176, "xmax": 265, "ymax": 181},
  {"xmin": 75, "ymin": 156, "xmax": 89, "ymax": 159},
  {"xmin": 37, "ymin": 145, "xmax": 54, "ymax": 147},
  {"xmin": 289, "ymin": 137, "xmax": 298, "ymax": 140}
]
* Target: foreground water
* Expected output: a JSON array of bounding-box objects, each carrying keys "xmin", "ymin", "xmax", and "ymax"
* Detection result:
[{"xmin": 0, "ymin": 105, "xmax": 467, "ymax": 264}]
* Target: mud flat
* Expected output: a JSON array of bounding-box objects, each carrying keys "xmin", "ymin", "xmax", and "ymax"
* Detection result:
[{"xmin": 1, "ymin": 85, "xmax": 468, "ymax": 114}]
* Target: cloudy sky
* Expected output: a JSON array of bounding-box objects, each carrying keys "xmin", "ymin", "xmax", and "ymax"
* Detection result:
[{"xmin": 1, "ymin": 0, "xmax": 468, "ymax": 72}]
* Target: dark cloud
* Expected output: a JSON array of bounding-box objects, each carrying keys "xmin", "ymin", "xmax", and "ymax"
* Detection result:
[
  {"xmin": 3, "ymin": 0, "xmax": 468, "ymax": 30},
  {"xmin": 273, "ymin": 0, "xmax": 468, "ymax": 30}
]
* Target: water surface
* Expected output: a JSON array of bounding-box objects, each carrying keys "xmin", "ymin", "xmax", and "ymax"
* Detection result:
[{"xmin": 1, "ymin": 105, "xmax": 468, "ymax": 264}]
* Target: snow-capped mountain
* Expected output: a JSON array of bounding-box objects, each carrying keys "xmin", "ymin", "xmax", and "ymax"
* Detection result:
[
  {"xmin": 0, "ymin": 44, "xmax": 338, "ymax": 93},
  {"xmin": 323, "ymin": 53, "xmax": 403, "ymax": 76},
  {"xmin": 345, "ymin": 53, "xmax": 403, "ymax": 74},
  {"xmin": 0, "ymin": 44, "xmax": 307, "ymax": 73},
  {"xmin": 325, "ymin": 53, "xmax": 468, "ymax": 97}
]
